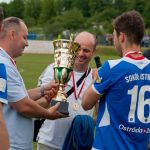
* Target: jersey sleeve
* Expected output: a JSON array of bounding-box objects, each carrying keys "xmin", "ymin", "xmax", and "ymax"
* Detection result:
[
  {"xmin": 92, "ymin": 61, "xmax": 112, "ymax": 95},
  {"xmin": 0, "ymin": 64, "xmax": 7, "ymax": 104},
  {"xmin": 7, "ymin": 65, "xmax": 27, "ymax": 102}
]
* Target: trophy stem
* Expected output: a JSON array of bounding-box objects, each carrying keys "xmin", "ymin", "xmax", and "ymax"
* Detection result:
[
  {"xmin": 51, "ymin": 83, "xmax": 69, "ymax": 115},
  {"xmin": 54, "ymin": 84, "xmax": 66, "ymax": 101}
]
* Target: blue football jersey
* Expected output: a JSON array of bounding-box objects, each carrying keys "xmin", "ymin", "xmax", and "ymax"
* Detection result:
[
  {"xmin": 0, "ymin": 63, "xmax": 7, "ymax": 104},
  {"xmin": 92, "ymin": 56, "xmax": 150, "ymax": 150}
]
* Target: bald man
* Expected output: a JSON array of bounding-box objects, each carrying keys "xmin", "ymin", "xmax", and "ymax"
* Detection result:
[{"xmin": 37, "ymin": 31, "xmax": 97, "ymax": 150}]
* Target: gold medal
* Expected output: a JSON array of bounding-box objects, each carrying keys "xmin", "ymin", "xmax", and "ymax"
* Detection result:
[{"xmin": 72, "ymin": 102, "xmax": 79, "ymax": 111}]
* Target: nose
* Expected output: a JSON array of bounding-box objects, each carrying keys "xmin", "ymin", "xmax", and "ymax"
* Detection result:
[
  {"xmin": 78, "ymin": 49, "xmax": 84, "ymax": 57},
  {"xmin": 25, "ymin": 39, "xmax": 29, "ymax": 47}
]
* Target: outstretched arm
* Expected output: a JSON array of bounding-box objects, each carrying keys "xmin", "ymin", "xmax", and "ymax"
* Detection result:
[{"xmin": 11, "ymin": 96, "xmax": 67, "ymax": 120}]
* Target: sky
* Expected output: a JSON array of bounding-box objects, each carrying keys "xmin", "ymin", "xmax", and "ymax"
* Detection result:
[{"xmin": 0, "ymin": 0, "xmax": 11, "ymax": 3}]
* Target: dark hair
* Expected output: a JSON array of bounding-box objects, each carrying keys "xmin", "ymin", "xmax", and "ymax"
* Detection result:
[
  {"xmin": 113, "ymin": 10, "xmax": 144, "ymax": 45},
  {"xmin": 143, "ymin": 49, "xmax": 150, "ymax": 60},
  {"xmin": 0, "ymin": 7, "xmax": 4, "ymax": 22}
]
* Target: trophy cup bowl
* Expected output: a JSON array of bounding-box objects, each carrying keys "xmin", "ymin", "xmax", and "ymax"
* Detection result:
[{"xmin": 51, "ymin": 39, "xmax": 80, "ymax": 115}]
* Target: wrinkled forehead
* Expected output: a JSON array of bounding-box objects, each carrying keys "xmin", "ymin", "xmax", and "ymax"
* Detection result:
[{"xmin": 75, "ymin": 34, "xmax": 95, "ymax": 47}]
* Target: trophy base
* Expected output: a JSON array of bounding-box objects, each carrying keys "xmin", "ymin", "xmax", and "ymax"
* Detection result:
[{"xmin": 50, "ymin": 100, "xmax": 69, "ymax": 115}]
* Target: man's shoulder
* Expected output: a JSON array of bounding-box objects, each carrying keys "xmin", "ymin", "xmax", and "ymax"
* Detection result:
[{"xmin": 107, "ymin": 58, "xmax": 123, "ymax": 69}]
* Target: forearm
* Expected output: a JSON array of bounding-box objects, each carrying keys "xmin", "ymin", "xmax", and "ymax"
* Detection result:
[
  {"xmin": 36, "ymin": 97, "xmax": 50, "ymax": 108},
  {"xmin": 93, "ymin": 102, "xmax": 99, "ymax": 123},
  {"xmin": 82, "ymin": 86, "xmax": 100, "ymax": 110},
  {"xmin": 11, "ymin": 97, "xmax": 63, "ymax": 120},
  {"xmin": 28, "ymin": 87, "xmax": 42, "ymax": 100},
  {"xmin": 12, "ymin": 98, "xmax": 51, "ymax": 119}
]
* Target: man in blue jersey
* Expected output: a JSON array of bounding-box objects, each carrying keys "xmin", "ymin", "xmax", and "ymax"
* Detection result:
[
  {"xmin": 0, "ymin": 7, "xmax": 9, "ymax": 150},
  {"xmin": 82, "ymin": 10, "xmax": 150, "ymax": 150}
]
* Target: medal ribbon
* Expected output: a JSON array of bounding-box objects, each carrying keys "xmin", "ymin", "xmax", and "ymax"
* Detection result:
[
  {"xmin": 9, "ymin": 57, "xmax": 17, "ymax": 67},
  {"xmin": 0, "ymin": 48, "xmax": 17, "ymax": 67},
  {"xmin": 72, "ymin": 69, "xmax": 88, "ymax": 100}
]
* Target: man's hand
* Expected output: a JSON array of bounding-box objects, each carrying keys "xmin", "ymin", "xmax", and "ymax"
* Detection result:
[
  {"xmin": 92, "ymin": 68, "xmax": 98, "ymax": 80},
  {"xmin": 48, "ymin": 102, "xmax": 69, "ymax": 120},
  {"xmin": 42, "ymin": 80, "xmax": 59, "ymax": 102}
]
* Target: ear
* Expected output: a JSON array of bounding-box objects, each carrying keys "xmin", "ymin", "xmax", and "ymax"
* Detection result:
[
  {"xmin": 93, "ymin": 49, "xmax": 96, "ymax": 55},
  {"xmin": 9, "ymin": 29, "xmax": 16, "ymax": 40},
  {"xmin": 119, "ymin": 32, "xmax": 125, "ymax": 43}
]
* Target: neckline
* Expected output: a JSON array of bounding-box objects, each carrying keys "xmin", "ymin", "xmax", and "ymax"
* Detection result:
[
  {"xmin": 124, "ymin": 51, "xmax": 142, "ymax": 57},
  {"xmin": 124, "ymin": 51, "xmax": 144, "ymax": 60},
  {"xmin": 0, "ymin": 47, "xmax": 17, "ymax": 67}
]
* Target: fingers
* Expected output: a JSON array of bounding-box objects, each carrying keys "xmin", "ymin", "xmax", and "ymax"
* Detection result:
[
  {"xmin": 48, "ymin": 102, "xmax": 69, "ymax": 120},
  {"xmin": 44, "ymin": 87, "xmax": 58, "ymax": 103},
  {"xmin": 44, "ymin": 80, "xmax": 59, "ymax": 91},
  {"xmin": 92, "ymin": 68, "xmax": 98, "ymax": 80},
  {"xmin": 45, "ymin": 87, "xmax": 57, "ymax": 97}
]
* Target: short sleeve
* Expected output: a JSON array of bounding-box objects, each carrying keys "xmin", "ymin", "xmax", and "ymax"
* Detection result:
[
  {"xmin": 7, "ymin": 65, "xmax": 27, "ymax": 102},
  {"xmin": 0, "ymin": 64, "xmax": 7, "ymax": 104}
]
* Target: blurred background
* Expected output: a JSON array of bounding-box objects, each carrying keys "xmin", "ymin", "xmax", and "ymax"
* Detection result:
[
  {"xmin": 0, "ymin": 0, "xmax": 150, "ymax": 47},
  {"xmin": 1, "ymin": 1, "xmax": 150, "ymax": 149}
]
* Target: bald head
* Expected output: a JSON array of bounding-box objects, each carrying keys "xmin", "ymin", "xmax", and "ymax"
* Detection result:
[
  {"xmin": 73, "ymin": 31, "xmax": 96, "ymax": 71},
  {"xmin": 75, "ymin": 31, "xmax": 97, "ymax": 50}
]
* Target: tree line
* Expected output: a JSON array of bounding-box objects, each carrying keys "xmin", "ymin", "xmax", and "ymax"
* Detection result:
[{"xmin": 0, "ymin": 0, "xmax": 149, "ymax": 39}]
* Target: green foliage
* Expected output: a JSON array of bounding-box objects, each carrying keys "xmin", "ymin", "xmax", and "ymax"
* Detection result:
[
  {"xmin": 38, "ymin": 0, "xmax": 56, "ymax": 24},
  {"xmin": 143, "ymin": 1, "xmax": 150, "ymax": 28},
  {"xmin": 3, "ymin": 0, "xmax": 24, "ymax": 18},
  {"xmin": 71, "ymin": 0, "xmax": 90, "ymax": 17},
  {"xmin": 88, "ymin": 0, "xmax": 104, "ymax": 15},
  {"xmin": 1, "ymin": 0, "xmax": 150, "ymax": 37},
  {"xmin": 61, "ymin": 8, "xmax": 85, "ymax": 30},
  {"xmin": 132, "ymin": 0, "xmax": 146, "ymax": 13},
  {"xmin": 43, "ymin": 22, "xmax": 64, "ymax": 37},
  {"xmin": 23, "ymin": 0, "xmax": 41, "ymax": 26},
  {"xmin": 53, "ymin": 0, "xmax": 65, "ymax": 15}
]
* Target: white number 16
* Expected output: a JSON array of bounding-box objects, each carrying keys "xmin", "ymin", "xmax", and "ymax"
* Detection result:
[{"xmin": 128, "ymin": 85, "xmax": 150, "ymax": 123}]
